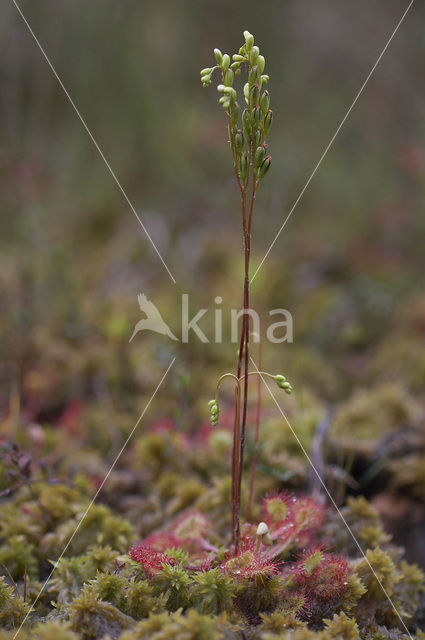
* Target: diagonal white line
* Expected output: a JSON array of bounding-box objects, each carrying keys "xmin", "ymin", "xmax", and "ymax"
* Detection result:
[
  {"xmin": 251, "ymin": 0, "xmax": 415, "ymax": 284},
  {"xmin": 12, "ymin": 357, "xmax": 176, "ymax": 639},
  {"xmin": 249, "ymin": 356, "xmax": 414, "ymax": 640},
  {"xmin": 12, "ymin": 0, "xmax": 177, "ymax": 285}
]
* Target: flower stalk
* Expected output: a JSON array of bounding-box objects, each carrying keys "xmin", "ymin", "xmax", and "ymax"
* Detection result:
[{"xmin": 202, "ymin": 31, "xmax": 285, "ymax": 552}]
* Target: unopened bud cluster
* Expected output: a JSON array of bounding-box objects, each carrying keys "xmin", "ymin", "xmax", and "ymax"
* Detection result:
[
  {"xmin": 208, "ymin": 399, "xmax": 220, "ymax": 426},
  {"xmin": 200, "ymin": 30, "xmax": 274, "ymax": 184},
  {"xmin": 274, "ymin": 374, "xmax": 293, "ymax": 395}
]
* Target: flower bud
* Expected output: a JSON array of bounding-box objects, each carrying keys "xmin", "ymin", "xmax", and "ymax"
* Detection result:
[
  {"xmin": 258, "ymin": 155, "xmax": 272, "ymax": 181},
  {"xmin": 200, "ymin": 68, "xmax": 212, "ymax": 87},
  {"xmin": 248, "ymin": 65, "xmax": 258, "ymax": 88},
  {"xmin": 235, "ymin": 129, "xmax": 244, "ymax": 154},
  {"xmin": 218, "ymin": 85, "xmax": 236, "ymax": 101},
  {"xmin": 250, "ymin": 105, "xmax": 262, "ymax": 129},
  {"xmin": 249, "ymin": 45, "xmax": 259, "ymax": 66},
  {"xmin": 256, "ymin": 522, "xmax": 269, "ymax": 536},
  {"xmin": 242, "ymin": 109, "xmax": 251, "ymax": 137},
  {"xmin": 214, "ymin": 49, "xmax": 223, "ymax": 65},
  {"xmin": 257, "ymin": 55, "xmax": 265, "ymax": 76},
  {"xmin": 222, "ymin": 54, "xmax": 230, "ymax": 72},
  {"xmin": 260, "ymin": 75, "xmax": 269, "ymax": 88},
  {"xmin": 231, "ymin": 62, "xmax": 241, "ymax": 72},
  {"xmin": 238, "ymin": 151, "xmax": 248, "ymax": 181},
  {"xmin": 243, "ymin": 30, "xmax": 254, "ymax": 51},
  {"xmin": 260, "ymin": 90, "xmax": 270, "ymax": 115},
  {"xmin": 231, "ymin": 102, "xmax": 240, "ymax": 126},
  {"xmin": 263, "ymin": 109, "xmax": 273, "ymax": 136},
  {"xmin": 224, "ymin": 69, "xmax": 234, "ymax": 87},
  {"xmin": 219, "ymin": 96, "xmax": 230, "ymax": 109},
  {"xmin": 233, "ymin": 54, "xmax": 247, "ymax": 62},
  {"xmin": 250, "ymin": 83, "xmax": 260, "ymax": 106},
  {"xmin": 254, "ymin": 129, "xmax": 262, "ymax": 148},
  {"xmin": 209, "ymin": 399, "xmax": 220, "ymax": 426},
  {"xmin": 254, "ymin": 144, "xmax": 267, "ymax": 168},
  {"xmin": 243, "ymin": 83, "xmax": 249, "ymax": 104},
  {"xmin": 274, "ymin": 374, "xmax": 293, "ymax": 393}
]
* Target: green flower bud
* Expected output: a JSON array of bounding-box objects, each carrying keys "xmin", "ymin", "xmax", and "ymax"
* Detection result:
[
  {"xmin": 222, "ymin": 54, "xmax": 230, "ymax": 72},
  {"xmin": 200, "ymin": 67, "xmax": 213, "ymax": 87},
  {"xmin": 249, "ymin": 46, "xmax": 259, "ymax": 66},
  {"xmin": 250, "ymin": 83, "xmax": 260, "ymax": 106},
  {"xmin": 224, "ymin": 69, "xmax": 234, "ymax": 87},
  {"xmin": 243, "ymin": 30, "xmax": 254, "ymax": 51},
  {"xmin": 248, "ymin": 65, "xmax": 258, "ymax": 88},
  {"xmin": 235, "ymin": 129, "xmax": 244, "ymax": 154},
  {"xmin": 219, "ymin": 96, "xmax": 230, "ymax": 109},
  {"xmin": 231, "ymin": 62, "xmax": 241, "ymax": 72},
  {"xmin": 260, "ymin": 90, "xmax": 270, "ymax": 115},
  {"xmin": 238, "ymin": 151, "xmax": 248, "ymax": 181},
  {"xmin": 257, "ymin": 55, "xmax": 265, "ymax": 76},
  {"xmin": 239, "ymin": 45, "xmax": 247, "ymax": 56},
  {"xmin": 242, "ymin": 109, "xmax": 251, "ymax": 137},
  {"xmin": 258, "ymin": 154, "xmax": 272, "ymax": 180},
  {"xmin": 254, "ymin": 144, "xmax": 267, "ymax": 168},
  {"xmin": 217, "ymin": 85, "xmax": 236, "ymax": 100},
  {"xmin": 250, "ymin": 105, "xmax": 262, "ymax": 129},
  {"xmin": 274, "ymin": 374, "xmax": 293, "ymax": 393},
  {"xmin": 214, "ymin": 49, "xmax": 223, "ymax": 64},
  {"xmin": 209, "ymin": 399, "xmax": 220, "ymax": 426},
  {"xmin": 231, "ymin": 102, "xmax": 240, "ymax": 126},
  {"xmin": 260, "ymin": 75, "xmax": 269, "ymax": 88},
  {"xmin": 263, "ymin": 109, "xmax": 273, "ymax": 136},
  {"xmin": 243, "ymin": 83, "xmax": 249, "ymax": 104},
  {"xmin": 233, "ymin": 54, "xmax": 247, "ymax": 62},
  {"xmin": 254, "ymin": 129, "xmax": 263, "ymax": 148}
]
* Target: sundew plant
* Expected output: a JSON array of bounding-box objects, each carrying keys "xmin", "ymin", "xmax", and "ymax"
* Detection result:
[{"xmin": 201, "ymin": 31, "xmax": 292, "ymax": 551}]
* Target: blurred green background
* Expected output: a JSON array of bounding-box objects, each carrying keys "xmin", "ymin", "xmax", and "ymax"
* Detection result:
[{"xmin": 1, "ymin": 0, "xmax": 425, "ymax": 436}]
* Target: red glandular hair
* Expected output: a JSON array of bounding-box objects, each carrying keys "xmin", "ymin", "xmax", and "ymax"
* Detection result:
[{"xmin": 129, "ymin": 544, "xmax": 175, "ymax": 577}]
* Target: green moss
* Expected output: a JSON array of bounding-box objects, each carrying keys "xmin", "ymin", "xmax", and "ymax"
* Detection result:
[
  {"xmin": 151, "ymin": 564, "xmax": 191, "ymax": 612},
  {"xmin": 191, "ymin": 568, "xmax": 235, "ymax": 614},
  {"xmin": 329, "ymin": 384, "xmax": 419, "ymax": 456},
  {"xmin": 33, "ymin": 621, "xmax": 80, "ymax": 640},
  {"xmin": 0, "ymin": 534, "xmax": 38, "ymax": 580},
  {"xmin": 0, "ymin": 576, "xmax": 30, "ymax": 630},
  {"xmin": 41, "ymin": 504, "xmax": 134, "ymax": 558},
  {"xmin": 68, "ymin": 585, "xmax": 134, "ymax": 639},
  {"xmin": 119, "ymin": 609, "xmax": 222, "ymax": 640}
]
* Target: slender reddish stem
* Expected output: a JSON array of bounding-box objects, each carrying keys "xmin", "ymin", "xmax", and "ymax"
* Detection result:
[{"xmin": 246, "ymin": 338, "xmax": 262, "ymax": 520}]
